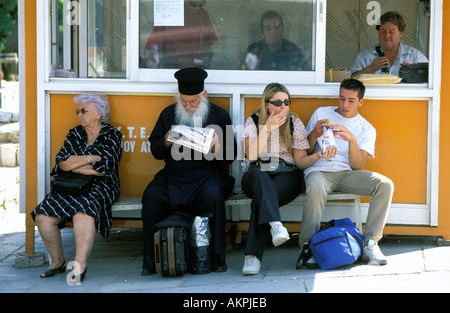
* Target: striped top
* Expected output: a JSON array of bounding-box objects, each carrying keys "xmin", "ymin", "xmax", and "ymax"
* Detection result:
[{"xmin": 31, "ymin": 124, "xmax": 123, "ymax": 237}]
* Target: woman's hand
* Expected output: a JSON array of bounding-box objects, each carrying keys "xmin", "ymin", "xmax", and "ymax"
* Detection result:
[
  {"xmin": 89, "ymin": 154, "xmax": 102, "ymax": 163},
  {"xmin": 59, "ymin": 154, "xmax": 104, "ymax": 176},
  {"xmin": 72, "ymin": 164, "xmax": 105, "ymax": 176},
  {"xmin": 265, "ymin": 109, "xmax": 288, "ymax": 131}
]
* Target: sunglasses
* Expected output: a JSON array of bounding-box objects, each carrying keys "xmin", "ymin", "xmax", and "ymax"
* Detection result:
[
  {"xmin": 268, "ymin": 99, "xmax": 291, "ymax": 107},
  {"xmin": 76, "ymin": 108, "xmax": 91, "ymax": 115}
]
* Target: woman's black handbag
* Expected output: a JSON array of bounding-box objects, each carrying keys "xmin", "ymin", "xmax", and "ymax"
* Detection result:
[
  {"xmin": 250, "ymin": 157, "xmax": 297, "ymax": 173},
  {"xmin": 51, "ymin": 172, "xmax": 94, "ymax": 193}
]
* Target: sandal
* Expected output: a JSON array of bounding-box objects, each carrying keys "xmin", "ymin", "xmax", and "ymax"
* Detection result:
[
  {"xmin": 40, "ymin": 261, "xmax": 67, "ymax": 278},
  {"xmin": 69, "ymin": 267, "xmax": 87, "ymax": 284}
]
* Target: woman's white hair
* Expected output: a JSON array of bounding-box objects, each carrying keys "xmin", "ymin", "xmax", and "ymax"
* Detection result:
[{"xmin": 74, "ymin": 94, "xmax": 110, "ymax": 124}]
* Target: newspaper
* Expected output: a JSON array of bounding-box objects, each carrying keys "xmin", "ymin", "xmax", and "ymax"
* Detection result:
[{"xmin": 167, "ymin": 125, "xmax": 215, "ymax": 154}]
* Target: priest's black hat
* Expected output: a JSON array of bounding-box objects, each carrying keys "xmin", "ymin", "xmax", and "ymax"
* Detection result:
[{"xmin": 174, "ymin": 67, "xmax": 208, "ymax": 95}]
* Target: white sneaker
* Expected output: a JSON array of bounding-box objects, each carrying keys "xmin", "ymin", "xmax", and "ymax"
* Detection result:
[
  {"xmin": 270, "ymin": 224, "xmax": 290, "ymax": 247},
  {"xmin": 242, "ymin": 255, "xmax": 261, "ymax": 275},
  {"xmin": 362, "ymin": 239, "xmax": 387, "ymax": 265}
]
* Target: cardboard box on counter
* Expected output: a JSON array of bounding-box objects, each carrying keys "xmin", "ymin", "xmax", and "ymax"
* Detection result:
[
  {"xmin": 53, "ymin": 69, "xmax": 77, "ymax": 78},
  {"xmin": 325, "ymin": 68, "xmax": 351, "ymax": 82}
]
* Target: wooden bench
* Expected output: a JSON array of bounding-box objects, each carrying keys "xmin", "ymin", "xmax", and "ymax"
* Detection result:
[{"xmin": 110, "ymin": 192, "xmax": 362, "ymax": 243}]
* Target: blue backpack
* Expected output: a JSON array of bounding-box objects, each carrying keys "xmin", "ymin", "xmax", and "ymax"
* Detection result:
[{"xmin": 310, "ymin": 218, "xmax": 364, "ymax": 270}]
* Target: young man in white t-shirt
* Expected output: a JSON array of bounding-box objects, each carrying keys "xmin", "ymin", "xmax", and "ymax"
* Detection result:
[{"xmin": 297, "ymin": 79, "xmax": 394, "ymax": 268}]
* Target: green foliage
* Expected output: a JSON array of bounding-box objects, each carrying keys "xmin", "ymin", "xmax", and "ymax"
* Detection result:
[{"xmin": 0, "ymin": 0, "xmax": 18, "ymax": 53}]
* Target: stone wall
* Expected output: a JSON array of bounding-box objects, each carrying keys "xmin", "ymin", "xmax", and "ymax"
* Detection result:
[
  {"xmin": 0, "ymin": 107, "xmax": 20, "ymax": 224},
  {"xmin": 0, "ymin": 167, "xmax": 20, "ymax": 212},
  {"xmin": 0, "ymin": 122, "xmax": 19, "ymax": 167}
]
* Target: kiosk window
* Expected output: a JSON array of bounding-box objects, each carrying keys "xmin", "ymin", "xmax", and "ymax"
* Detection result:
[
  {"xmin": 87, "ymin": 0, "xmax": 127, "ymax": 78},
  {"xmin": 326, "ymin": 0, "xmax": 430, "ymax": 81},
  {"xmin": 51, "ymin": 0, "xmax": 127, "ymax": 79},
  {"xmin": 139, "ymin": 0, "xmax": 316, "ymax": 71}
]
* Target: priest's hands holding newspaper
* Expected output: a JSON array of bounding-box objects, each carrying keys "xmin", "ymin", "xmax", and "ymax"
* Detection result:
[
  {"xmin": 165, "ymin": 126, "xmax": 217, "ymax": 154},
  {"xmin": 210, "ymin": 132, "xmax": 219, "ymax": 153}
]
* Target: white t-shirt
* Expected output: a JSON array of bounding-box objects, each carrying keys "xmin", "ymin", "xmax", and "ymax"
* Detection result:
[{"xmin": 304, "ymin": 106, "xmax": 376, "ymax": 177}]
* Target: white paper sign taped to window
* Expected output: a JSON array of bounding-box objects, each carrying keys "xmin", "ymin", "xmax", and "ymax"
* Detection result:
[{"xmin": 154, "ymin": 0, "xmax": 184, "ymax": 26}]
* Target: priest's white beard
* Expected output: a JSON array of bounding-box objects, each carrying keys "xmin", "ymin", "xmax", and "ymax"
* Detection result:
[{"xmin": 174, "ymin": 94, "xmax": 210, "ymax": 127}]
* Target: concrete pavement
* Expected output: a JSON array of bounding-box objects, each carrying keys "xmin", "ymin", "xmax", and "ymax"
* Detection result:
[{"xmin": 1, "ymin": 226, "xmax": 450, "ymax": 295}]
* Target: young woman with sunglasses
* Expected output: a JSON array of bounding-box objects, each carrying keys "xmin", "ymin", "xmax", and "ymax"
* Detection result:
[{"xmin": 241, "ymin": 83, "xmax": 330, "ymax": 275}]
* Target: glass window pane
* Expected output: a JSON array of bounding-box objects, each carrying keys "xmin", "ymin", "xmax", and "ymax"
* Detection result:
[
  {"xmin": 50, "ymin": 0, "xmax": 64, "ymax": 71},
  {"xmin": 88, "ymin": 0, "xmax": 127, "ymax": 78},
  {"xmin": 139, "ymin": 0, "xmax": 315, "ymax": 71},
  {"xmin": 50, "ymin": 0, "xmax": 127, "ymax": 79},
  {"xmin": 326, "ymin": 0, "xmax": 430, "ymax": 81}
]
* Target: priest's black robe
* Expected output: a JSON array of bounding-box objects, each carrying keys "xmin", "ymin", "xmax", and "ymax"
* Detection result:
[{"xmin": 141, "ymin": 102, "xmax": 236, "ymax": 264}]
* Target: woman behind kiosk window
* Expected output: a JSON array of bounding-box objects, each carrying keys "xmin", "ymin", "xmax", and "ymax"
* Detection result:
[{"xmin": 241, "ymin": 83, "xmax": 324, "ymax": 275}]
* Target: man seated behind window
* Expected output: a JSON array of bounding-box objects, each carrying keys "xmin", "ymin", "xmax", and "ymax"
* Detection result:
[
  {"xmin": 350, "ymin": 11, "xmax": 428, "ymax": 78},
  {"xmin": 243, "ymin": 10, "xmax": 310, "ymax": 71}
]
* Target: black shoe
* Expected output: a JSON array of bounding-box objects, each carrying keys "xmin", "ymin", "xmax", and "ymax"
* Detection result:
[
  {"xmin": 69, "ymin": 266, "xmax": 87, "ymax": 284},
  {"xmin": 40, "ymin": 260, "xmax": 66, "ymax": 278},
  {"xmin": 190, "ymin": 260, "xmax": 211, "ymax": 275},
  {"xmin": 211, "ymin": 255, "xmax": 228, "ymax": 272},
  {"xmin": 141, "ymin": 262, "xmax": 156, "ymax": 275}
]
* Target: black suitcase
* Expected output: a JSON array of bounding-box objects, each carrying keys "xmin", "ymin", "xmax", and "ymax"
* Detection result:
[{"xmin": 154, "ymin": 226, "xmax": 189, "ymax": 277}]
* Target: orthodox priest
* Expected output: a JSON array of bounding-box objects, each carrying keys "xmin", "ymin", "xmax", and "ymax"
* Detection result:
[{"xmin": 141, "ymin": 67, "xmax": 237, "ymax": 275}]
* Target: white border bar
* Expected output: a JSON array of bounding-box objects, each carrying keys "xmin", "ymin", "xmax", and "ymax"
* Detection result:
[
  {"xmin": 427, "ymin": 0, "xmax": 443, "ymax": 226},
  {"xmin": 36, "ymin": 1, "xmax": 48, "ymax": 203}
]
